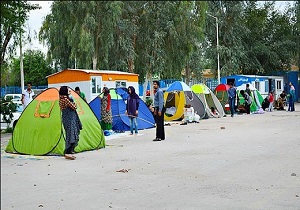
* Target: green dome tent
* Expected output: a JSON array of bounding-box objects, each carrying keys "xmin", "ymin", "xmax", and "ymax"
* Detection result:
[
  {"xmin": 236, "ymin": 84, "xmax": 264, "ymax": 112},
  {"xmin": 5, "ymin": 87, "xmax": 105, "ymax": 156}
]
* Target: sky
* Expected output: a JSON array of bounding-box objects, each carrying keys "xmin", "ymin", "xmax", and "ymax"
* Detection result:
[
  {"xmin": 24, "ymin": 1, "xmax": 296, "ymax": 54},
  {"xmin": 24, "ymin": 1, "xmax": 53, "ymax": 54}
]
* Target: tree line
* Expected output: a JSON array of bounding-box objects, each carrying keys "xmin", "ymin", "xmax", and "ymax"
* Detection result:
[{"xmin": 1, "ymin": 1, "xmax": 299, "ymax": 87}]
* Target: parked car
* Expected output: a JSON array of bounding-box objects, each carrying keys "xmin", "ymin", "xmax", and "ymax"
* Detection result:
[
  {"xmin": 0, "ymin": 101, "xmax": 23, "ymax": 130},
  {"xmin": 4, "ymin": 94, "xmax": 22, "ymax": 102}
]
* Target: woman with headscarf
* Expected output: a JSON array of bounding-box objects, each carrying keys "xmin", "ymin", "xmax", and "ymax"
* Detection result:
[
  {"xmin": 59, "ymin": 86, "xmax": 82, "ymax": 160},
  {"xmin": 125, "ymin": 86, "xmax": 140, "ymax": 135},
  {"xmin": 101, "ymin": 87, "xmax": 112, "ymax": 130}
]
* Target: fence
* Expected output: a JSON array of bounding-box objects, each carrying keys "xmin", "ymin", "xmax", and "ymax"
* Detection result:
[{"xmin": 1, "ymin": 86, "xmax": 48, "ymax": 97}]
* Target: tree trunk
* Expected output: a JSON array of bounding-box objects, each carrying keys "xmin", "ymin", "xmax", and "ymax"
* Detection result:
[
  {"xmin": 1, "ymin": 28, "xmax": 12, "ymax": 65},
  {"xmin": 92, "ymin": 56, "xmax": 97, "ymax": 70},
  {"xmin": 185, "ymin": 61, "xmax": 190, "ymax": 85},
  {"xmin": 128, "ymin": 33, "xmax": 136, "ymax": 73},
  {"xmin": 128, "ymin": 58, "xmax": 134, "ymax": 73}
]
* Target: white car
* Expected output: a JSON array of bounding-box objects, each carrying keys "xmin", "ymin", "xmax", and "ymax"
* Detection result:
[
  {"xmin": 4, "ymin": 94, "xmax": 22, "ymax": 102},
  {"xmin": 0, "ymin": 101, "xmax": 23, "ymax": 130}
]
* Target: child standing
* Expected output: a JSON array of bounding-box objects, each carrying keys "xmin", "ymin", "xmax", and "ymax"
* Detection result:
[{"xmin": 268, "ymin": 92, "xmax": 274, "ymax": 112}]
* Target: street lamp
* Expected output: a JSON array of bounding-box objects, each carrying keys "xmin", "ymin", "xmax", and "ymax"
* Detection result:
[{"xmin": 207, "ymin": 13, "xmax": 220, "ymax": 85}]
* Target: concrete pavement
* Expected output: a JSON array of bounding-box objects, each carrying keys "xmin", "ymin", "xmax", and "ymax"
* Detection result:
[{"xmin": 1, "ymin": 104, "xmax": 300, "ymax": 210}]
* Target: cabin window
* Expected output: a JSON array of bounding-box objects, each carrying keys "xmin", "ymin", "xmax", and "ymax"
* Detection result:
[
  {"xmin": 91, "ymin": 76, "xmax": 102, "ymax": 94},
  {"xmin": 265, "ymin": 80, "xmax": 269, "ymax": 92},
  {"xmin": 116, "ymin": 81, "xmax": 127, "ymax": 88},
  {"xmin": 276, "ymin": 80, "xmax": 282, "ymax": 90},
  {"xmin": 255, "ymin": 82, "xmax": 260, "ymax": 90}
]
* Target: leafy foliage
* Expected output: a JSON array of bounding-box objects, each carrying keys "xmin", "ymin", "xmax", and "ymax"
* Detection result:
[
  {"xmin": 0, "ymin": 0, "xmax": 40, "ymax": 65},
  {"xmin": 0, "ymin": 97, "xmax": 17, "ymax": 131},
  {"xmin": 9, "ymin": 49, "xmax": 54, "ymax": 86},
  {"xmin": 205, "ymin": 1, "xmax": 298, "ymax": 76},
  {"xmin": 2, "ymin": 1, "xmax": 297, "ymax": 89}
]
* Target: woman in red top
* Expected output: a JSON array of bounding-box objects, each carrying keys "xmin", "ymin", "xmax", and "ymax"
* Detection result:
[
  {"xmin": 100, "ymin": 87, "xmax": 112, "ymax": 130},
  {"xmin": 268, "ymin": 91, "xmax": 274, "ymax": 112}
]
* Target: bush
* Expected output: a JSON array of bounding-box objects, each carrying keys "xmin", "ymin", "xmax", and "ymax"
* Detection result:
[
  {"xmin": 145, "ymin": 97, "xmax": 153, "ymax": 107},
  {"xmin": 0, "ymin": 97, "xmax": 17, "ymax": 131}
]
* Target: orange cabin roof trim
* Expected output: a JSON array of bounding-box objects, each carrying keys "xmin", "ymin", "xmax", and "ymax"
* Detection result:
[
  {"xmin": 47, "ymin": 69, "xmax": 139, "ymax": 84},
  {"xmin": 47, "ymin": 69, "xmax": 139, "ymax": 78}
]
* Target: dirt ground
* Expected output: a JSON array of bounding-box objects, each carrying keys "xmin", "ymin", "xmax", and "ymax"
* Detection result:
[{"xmin": 1, "ymin": 104, "xmax": 300, "ymax": 210}]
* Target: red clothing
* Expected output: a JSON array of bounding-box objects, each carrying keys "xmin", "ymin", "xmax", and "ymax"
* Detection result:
[
  {"xmin": 269, "ymin": 94, "xmax": 274, "ymax": 102},
  {"xmin": 106, "ymin": 94, "xmax": 111, "ymax": 111}
]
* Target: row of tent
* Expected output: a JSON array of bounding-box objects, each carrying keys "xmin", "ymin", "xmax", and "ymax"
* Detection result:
[
  {"xmin": 164, "ymin": 81, "xmax": 264, "ymax": 120},
  {"xmin": 5, "ymin": 82, "xmax": 264, "ymax": 156}
]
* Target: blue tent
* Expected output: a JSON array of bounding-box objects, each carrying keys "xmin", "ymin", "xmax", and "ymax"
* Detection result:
[{"xmin": 89, "ymin": 88, "xmax": 155, "ymax": 131}]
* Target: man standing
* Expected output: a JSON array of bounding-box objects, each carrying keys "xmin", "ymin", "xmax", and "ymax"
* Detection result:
[
  {"xmin": 288, "ymin": 82, "xmax": 296, "ymax": 112},
  {"xmin": 22, "ymin": 82, "xmax": 35, "ymax": 109},
  {"xmin": 75, "ymin": 87, "xmax": 87, "ymax": 102},
  {"xmin": 153, "ymin": 81, "xmax": 165, "ymax": 141},
  {"xmin": 227, "ymin": 82, "xmax": 237, "ymax": 117},
  {"xmin": 245, "ymin": 83, "xmax": 251, "ymax": 96}
]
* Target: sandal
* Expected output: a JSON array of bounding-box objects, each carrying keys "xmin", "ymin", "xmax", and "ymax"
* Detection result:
[{"xmin": 64, "ymin": 154, "xmax": 75, "ymax": 160}]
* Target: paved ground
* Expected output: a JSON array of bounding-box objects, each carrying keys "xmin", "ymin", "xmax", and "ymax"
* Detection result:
[{"xmin": 1, "ymin": 104, "xmax": 300, "ymax": 210}]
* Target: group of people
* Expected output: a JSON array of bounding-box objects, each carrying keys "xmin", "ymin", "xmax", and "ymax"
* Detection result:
[
  {"xmin": 227, "ymin": 82, "xmax": 296, "ymax": 117},
  {"xmin": 98, "ymin": 81, "xmax": 165, "ymax": 141},
  {"xmin": 56, "ymin": 81, "xmax": 166, "ymax": 160}
]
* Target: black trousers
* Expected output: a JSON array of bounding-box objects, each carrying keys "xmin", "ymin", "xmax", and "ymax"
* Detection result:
[
  {"xmin": 245, "ymin": 103, "xmax": 251, "ymax": 114},
  {"xmin": 65, "ymin": 143, "xmax": 76, "ymax": 154},
  {"xmin": 155, "ymin": 107, "xmax": 165, "ymax": 140}
]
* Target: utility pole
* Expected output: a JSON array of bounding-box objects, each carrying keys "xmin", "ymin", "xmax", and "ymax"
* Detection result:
[
  {"xmin": 207, "ymin": 13, "xmax": 220, "ymax": 85},
  {"xmin": 19, "ymin": 3, "xmax": 24, "ymax": 92}
]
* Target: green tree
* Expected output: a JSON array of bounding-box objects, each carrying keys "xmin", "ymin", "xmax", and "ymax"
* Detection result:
[
  {"xmin": 9, "ymin": 49, "xmax": 54, "ymax": 86},
  {"xmin": 205, "ymin": 1, "xmax": 247, "ymax": 77},
  {"xmin": 291, "ymin": 1, "xmax": 300, "ymax": 68},
  {"xmin": 0, "ymin": 0, "xmax": 40, "ymax": 65},
  {"xmin": 242, "ymin": 1, "xmax": 297, "ymax": 74},
  {"xmin": 39, "ymin": 1, "xmax": 73, "ymax": 70},
  {"xmin": 39, "ymin": 1, "xmax": 123, "ymax": 70},
  {"xmin": 108, "ymin": 1, "xmax": 143, "ymax": 72},
  {"xmin": 0, "ymin": 62, "xmax": 10, "ymax": 87}
]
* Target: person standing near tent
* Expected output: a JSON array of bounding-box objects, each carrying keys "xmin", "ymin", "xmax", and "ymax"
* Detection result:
[
  {"xmin": 245, "ymin": 84, "xmax": 251, "ymax": 97},
  {"xmin": 227, "ymin": 82, "xmax": 237, "ymax": 117},
  {"xmin": 125, "ymin": 86, "xmax": 140, "ymax": 135},
  {"xmin": 75, "ymin": 86, "xmax": 87, "ymax": 102},
  {"xmin": 100, "ymin": 87, "xmax": 112, "ymax": 130},
  {"xmin": 59, "ymin": 86, "xmax": 82, "ymax": 160},
  {"xmin": 268, "ymin": 91, "xmax": 274, "ymax": 112},
  {"xmin": 22, "ymin": 82, "xmax": 35, "ymax": 109},
  {"xmin": 288, "ymin": 82, "xmax": 296, "ymax": 112},
  {"xmin": 153, "ymin": 81, "xmax": 165, "ymax": 141},
  {"xmin": 240, "ymin": 90, "xmax": 252, "ymax": 114}
]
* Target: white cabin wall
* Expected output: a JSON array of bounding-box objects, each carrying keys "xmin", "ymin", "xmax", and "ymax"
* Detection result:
[{"xmin": 48, "ymin": 81, "xmax": 92, "ymax": 102}]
